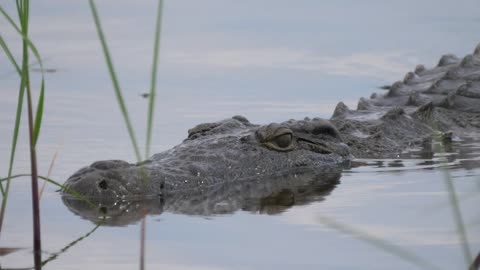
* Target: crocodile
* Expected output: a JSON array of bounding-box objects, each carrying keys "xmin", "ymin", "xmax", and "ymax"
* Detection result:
[
  {"xmin": 63, "ymin": 116, "xmax": 350, "ymax": 199},
  {"xmin": 63, "ymin": 43, "xmax": 480, "ymax": 215}
]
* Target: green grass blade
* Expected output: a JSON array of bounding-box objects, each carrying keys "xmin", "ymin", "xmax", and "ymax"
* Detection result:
[
  {"xmin": 0, "ymin": 5, "xmax": 21, "ymax": 33},
  {"xmin": 0, "ymin": 20, "xmax": 24, "ymax": 197},
  {"xmin": 1, "ymin": 74, "xmax": 25, "ymax": 193},
  {"xmin": 0, "ymin": 3, "xmax": 45, "ymax": 79},
  {"xmin": 33, "ymin": 79, "xmax": 45, "ymax": 146},
  {"xmin": 142, "ymin": 3, "xmax": 164, "ymax": 268},
  {"xmin": 0, "ymin": 55, "xmax": 26, "ymax": 199},
  {"xmin": 0, "ymin": 3, "xmax": 46, "ymax": 163},
  {"xmin": 1, "ymin": 174, "xmax": 97, "ymax": 209},
  {"xmin": 15, "ymin": 2, "xmax": 43, "ymax": 268},
  {"xmin": 317, "ymin": 216, "xmax": 442, "ymax": 270},
  {"xmin": 0, "ymin": 34, "xmax": 21, "ymax": 76},
  {"xmin": 145, "ymin": 0, "xmax": 164, "ymax": 158},
  {"xmin": 88, "ymin": 0, "xmax": 141, "ymax": 161}
]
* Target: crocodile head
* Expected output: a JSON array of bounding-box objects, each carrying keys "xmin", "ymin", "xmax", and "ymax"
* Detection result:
[{"xmin": 62, "ymin": 116, "xmax": 351, "ymax": 200}]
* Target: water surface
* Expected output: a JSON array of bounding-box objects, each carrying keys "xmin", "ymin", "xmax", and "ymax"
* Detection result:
[{"xmin": 0, "ymin": 1, "xmax": 479, "ymax": 269}]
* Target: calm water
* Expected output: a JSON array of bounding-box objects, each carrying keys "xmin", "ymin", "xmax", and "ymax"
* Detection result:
[{"xmin": 1, "ymin": 1, "xmax": 479, "ymax": 269}]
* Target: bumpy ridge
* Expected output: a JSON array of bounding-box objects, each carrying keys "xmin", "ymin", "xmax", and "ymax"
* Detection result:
[{"xmin": 330, "ymin": 43, "xmax": 480, "ymax": 158}]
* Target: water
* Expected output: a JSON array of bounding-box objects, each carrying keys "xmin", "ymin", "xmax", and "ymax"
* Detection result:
[{"xmin": 1, "ymin": 1, "xmax": 479, "ymax": 269}]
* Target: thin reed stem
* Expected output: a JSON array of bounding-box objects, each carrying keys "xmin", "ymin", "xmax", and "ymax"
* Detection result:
[
  {"xmin": 443, "ymin": 171, "xmax": 473, "ymax": 267},
  {"xmin": 39, "ymin": 148, "xmax": 59, "ymax": 198},
  {"xmin": 0, "ymin": 62, "xmax": 26, "ymax": 236},
  {"xmin": 141, "ymin": 2, "xmax": 164, "ymax": 268},
  {"xmin": 145, "ymin": 0, "xmax": 164, "ymax": 158},
  {"xmin": 16, "ymin": 1, "xmax": 42, "ymax": 268},
  {"xmin": 88, "ymin": 0, "xmax": 141, "ymax": 161},
  {"xmin": 140, "ymin": 218, "xmax": 146, "ymax": 270},
  {"xmin": 0, "ymin": 1, "xmax": 46, "ymax": 240},
  {"xmin": 1, "ymin": 174, "xmax": 96, "ymax": 208},
  {"xmin": 317, "ymin": 216, "xmax": 442, "ymax": 270}
]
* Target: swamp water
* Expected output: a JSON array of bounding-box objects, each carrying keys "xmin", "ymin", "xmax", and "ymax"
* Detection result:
[
  {"xmin": 1, "ymin": 1, "xmax": 480, "ymax": 269},
  {"xmin": 1, "ymin": 128, "xmax": 479, "ymax": 270}
]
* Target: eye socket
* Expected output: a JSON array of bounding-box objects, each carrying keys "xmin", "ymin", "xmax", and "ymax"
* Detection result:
[
  {"xmin": 256, "ymin": 124, "xmax": 296, "ymax": 152},
  {"xmin": 264, "ymin": 132, "xmax": 295, "ymax": 152},
  {"xmin": 273, "ymin": 133, "xmax": 292, "ymax": 148}
]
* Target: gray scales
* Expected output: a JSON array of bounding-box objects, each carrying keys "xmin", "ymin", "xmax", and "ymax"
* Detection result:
[{"xmin": 63, "ymin": 43, "xmax": 480, "ymax": 223}]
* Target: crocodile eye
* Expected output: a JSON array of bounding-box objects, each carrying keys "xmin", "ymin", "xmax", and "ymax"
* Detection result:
[
  {"xmin": 273, "ymin": 133, "xmax": 292, "ymax": 149},
  {"xmin": 264, "ymin": 131, "xmax": 295, "ymax": 151},
  {"xmin": 256, "ymin": 124, "xmax": 296, "ymax": 152}
]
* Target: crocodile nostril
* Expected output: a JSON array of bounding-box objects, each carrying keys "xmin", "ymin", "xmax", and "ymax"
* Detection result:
[
  {"xmin": 98, "ymin": 180, "xmax": 108, "ymax": 190},
  {"xmin": 99, "ymin": 206, "xmax": 108, "ymax": 214}
]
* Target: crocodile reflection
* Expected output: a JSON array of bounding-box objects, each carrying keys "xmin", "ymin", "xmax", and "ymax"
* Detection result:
[
  {"xmin": 349, "ymin": 134, "xmax": 480, "ymax": 171},
  {"xmin": 62, "ymin": 168, "xmax": 341, "ymax": 226}
]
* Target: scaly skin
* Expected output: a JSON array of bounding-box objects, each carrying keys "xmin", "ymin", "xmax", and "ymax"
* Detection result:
[
  {"xmin": 63, "ymin": 43, "xmax": 480, "ymax": 203},
  {"xmin": 331, "ymin": 43, "xmax": 480, "ymax": 158},
  {"xmin": 63, "ymin": 116, "xmax": 350, "ymax": 199}
]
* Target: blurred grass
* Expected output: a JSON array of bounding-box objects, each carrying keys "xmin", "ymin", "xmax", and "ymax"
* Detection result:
[
  {"xmin": 145, "ymin": 0, "xmax": 163, "ymax": 158},
  {"xmin": 317, "ymin": 216, "xmax": 442, "ymax": 270},
  {"xmin": 0, "ymin": 1, "xmax": 45, "ymax": 268},
  {"xmin": 88, "ymin": 0, "xmax": 163, "ymax": 162},
  {"xmin": 88, "ymin": 0, "xmax": 142, "ymax": 162},
  {"xmin": 319, "ymin": 138, "xmax": 478, "ymax": 270},
  {"xmin": 0, "ymin": 0, "xmax": 46, "ymax": 221},
  {"xmin": 1, "ymin": 2, "xmax": 477, "ymax": 270},
  {"xmin": 470, "ymin": 252, "xmax": 480, "ymax": 270},
  {"xmin": 2, "ymin": 0, "xmax": 164, "ymax": 267},
  {"xmin": 443, "ymin": 169, "xmax": 473, "ymax": 267},
  {"xmin": 438, "ymin": 139, "xmax": 475, "ymax": 268},
  {"xmin": 88, "ymin": 1, "xmax": 164, "ymax": 270}
]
